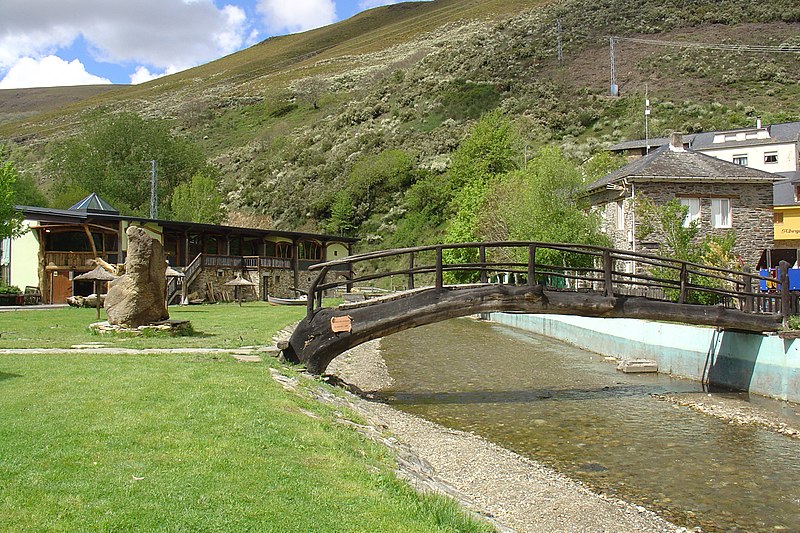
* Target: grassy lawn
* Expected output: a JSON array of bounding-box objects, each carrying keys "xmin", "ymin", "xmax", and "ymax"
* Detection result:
[
  {"xmin": 0, "ymin": 306, "xmax": 491, "ymax": 532},
  {"xmin": 0, "ymin": 302, "xmax": 309, "ymax": 349}
]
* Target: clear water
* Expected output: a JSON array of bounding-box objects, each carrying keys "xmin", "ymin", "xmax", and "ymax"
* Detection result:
[{"xmin": 379, "ymin": 319, "xmax": 800, "ymax": 532}]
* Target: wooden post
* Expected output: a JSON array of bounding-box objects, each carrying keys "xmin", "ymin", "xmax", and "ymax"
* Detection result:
[
  {"xmin": 528, "ymin": 245, "xmax": 536, "ymax": 286},
  {"xmin": 479, "ymin": 246, "xmax": 487, "ymax": 284},
  {"xmin": 742, "ymin": 267, "xmax": 753, "ymax": 313},
  {"xmin": 408, "ymin": 253, "xmax": 415, "ymax": 290},
  {"xmin": 679, "ymin": 263, "xmax": 688, "ymax": 304},
  {"xmin": 780, "ymin": 260, "xmax": 791, "ymax": 322},
  {"xmin": 435, "ymin": 247, "xmax": 443, "ymax": 289},
  {"xmin": 603, "ymin": 250, "xmax": 614, "ymax": 297}
]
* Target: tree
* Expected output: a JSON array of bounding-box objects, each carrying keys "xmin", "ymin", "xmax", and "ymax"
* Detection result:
[
  {"xmin": 170, "ymin": 173, "xmax": 225, "ymax": 224},
  {"xmin": 443, "ymin": 111, "xmax": 520, "ymax": 281},
  {"xmin": 49, "ymin": 111, "xmax": 211, "ymax": 216},
  {"xmin": 1, "ymin": 160, "xmax": 26, "ymax": 241},
  {"xmin": 636, "ymin": 197, "xmax": 738, "ymax": 304},
  {"xmin": 477, "ymin": 146, "xmax": 608, "ymax": 269},
  {"xmin": 325, "ymin": 190, "xmax": 355, "ymax": 237},
  {"xmin": 448, "ymin": 110, "xmax": 520, "ymax": 189},
  {"xmin": 347, "ymin": 149, "xmax": 414, "ymax": 205}
]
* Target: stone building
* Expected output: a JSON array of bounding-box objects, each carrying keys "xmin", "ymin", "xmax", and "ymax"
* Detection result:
[
  {"xmin": 585, "ymin": 134, "xmax": 782, "ymax": 269},
  {"xmin": 2, "ymin": 193, "xmax": 356, "ymax": 304}
]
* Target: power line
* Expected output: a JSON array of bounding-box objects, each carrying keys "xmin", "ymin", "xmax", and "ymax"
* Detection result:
[
  {"xmin": 608, "ymin": 35, "xmax": 800, "ymax": 95},
  {"xmin": 612, "ymin": 36, "xmax": 800, "ymax": 54}
]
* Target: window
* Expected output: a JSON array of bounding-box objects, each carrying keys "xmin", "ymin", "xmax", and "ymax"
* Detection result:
[
  {"xmin": 775, "ymin": 212, "xmax": 784, "ymax": 224},
  {"xmin": 679, "ymin": 198, "xmax": 701, "ymax": 227},
  {"xmin": 711, "ymin": 198, "xmax": 732, "ymax": 228},
  {"xmin": 795, "ymin": 185, "xmax": 800, "ymax": 204},
  {"xmin": 616, "ymin": 202, "xmax": 624, "ymax": 230},
  {"xmin": 732, "ymin": 154, "xmax": 748, "ymax": 166},
  {"xmin": 764, "ymin": 152, "xmax": 778, "ymax": 164}
]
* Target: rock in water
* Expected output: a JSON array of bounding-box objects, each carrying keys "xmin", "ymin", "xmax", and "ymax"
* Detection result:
[{"xmin": 105, "ymin": 226, "xmax": 169, "ymax": 327}]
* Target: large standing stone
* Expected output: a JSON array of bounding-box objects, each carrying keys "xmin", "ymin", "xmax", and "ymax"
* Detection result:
[{"xmin": 105, "ymin": 226, "xmax": 169, "ymax": 327}]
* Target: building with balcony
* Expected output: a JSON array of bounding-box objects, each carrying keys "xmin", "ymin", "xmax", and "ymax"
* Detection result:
[{"xmin": 2, "ymin": 193, "xmax": 356, "ymax": 304}]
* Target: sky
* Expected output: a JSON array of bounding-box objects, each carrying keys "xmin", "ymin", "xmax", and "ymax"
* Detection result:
[{"xmin": 0, "ymin": 0, "xmax": 423, "ymax": 89}]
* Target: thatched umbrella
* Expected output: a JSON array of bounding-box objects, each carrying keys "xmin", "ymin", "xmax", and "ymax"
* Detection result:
[
  {"xmin": 224, "ymin": 275, "xmax": 256, "ymax": 306},
  {"xmin": 74, "ymin": 266, "xmax": 118, "ymax": 319}
]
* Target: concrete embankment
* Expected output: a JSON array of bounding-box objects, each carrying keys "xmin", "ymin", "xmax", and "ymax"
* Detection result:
[{"xmin": 488, "ymin": 313, "xmax": 800, "ymax": 403}]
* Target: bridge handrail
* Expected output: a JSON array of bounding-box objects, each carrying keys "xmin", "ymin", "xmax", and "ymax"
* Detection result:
[
  {"xmin": 311, "ymin": 241, "xmax": 766, "ymax": 282},
  {"xmin": 305, "ymin": 241, "xmax": 788, "ymax": 320}
]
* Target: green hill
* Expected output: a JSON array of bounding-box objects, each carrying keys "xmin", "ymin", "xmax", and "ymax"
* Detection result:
[{"xmin": 2, "ymin": 0, "xmax": 799, "ymax": 242}]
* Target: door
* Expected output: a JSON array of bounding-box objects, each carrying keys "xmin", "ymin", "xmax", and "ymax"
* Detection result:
[
  {"xmin": 50, "ymin": 271, "xmax": 72, "ymax": 304},
  {"xmin": 262, "ymin": 275, "xmax": 269, "ymax": 301}
]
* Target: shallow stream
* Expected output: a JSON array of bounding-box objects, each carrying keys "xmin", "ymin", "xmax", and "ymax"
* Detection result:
[{"xmin": 379, "ymin": 319, "xmax": 800, "ymax": 532}]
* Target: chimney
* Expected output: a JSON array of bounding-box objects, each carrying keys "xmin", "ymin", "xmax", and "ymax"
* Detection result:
[
  {"xmin": 669, "ymin": 132, "xmax": 685, "ymax": 152},
  {"xmin": 757, "ymin": 116, "xmax": 762, "ymax": 128}
]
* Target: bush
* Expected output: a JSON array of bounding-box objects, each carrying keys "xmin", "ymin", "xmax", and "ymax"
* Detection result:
[{"xmin": 0, "ymin": 283, "xmax": 21, "ymax": 295}]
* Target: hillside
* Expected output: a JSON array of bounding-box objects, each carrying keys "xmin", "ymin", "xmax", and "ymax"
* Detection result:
[{"xmin": 2, "ymin": 0, "xmax": 799, "ymax": 242}]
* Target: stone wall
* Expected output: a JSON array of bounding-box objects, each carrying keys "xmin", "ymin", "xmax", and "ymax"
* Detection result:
[
  {"xmin": 590, "ymin": 181, "xmax": 774, "ymax": 269},
  {"xmin": 637, "ymin": 181, "xmax": 773, "ymax": 268},
  {"xmin": 185, "ymin": 266, "xmax": 351, "ymax": 301}
]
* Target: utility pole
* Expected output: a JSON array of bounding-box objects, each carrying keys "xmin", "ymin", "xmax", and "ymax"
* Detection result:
[
  {"xmin": 644, "ymin": 84, "xmax": 651, "ymax": 154},
  {"xmin": 149, "ymin": 160, "xmax": 157, "ymax": 219},
  {"xmin": 609, "ymin": 36, "xmax": 618, "ymax": 96},
  {"xmin": 557, "ymin": 19, "xmax": 563, "ymax": 63}
]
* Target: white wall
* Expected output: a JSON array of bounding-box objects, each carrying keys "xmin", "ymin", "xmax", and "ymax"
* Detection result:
[
  {"xmin": 700, "ymin": 142, "xmax": 798, "ymax": 173},
  {"xmin": 9, "ymin": 221, "xmax": 41, "ymax": 290}
]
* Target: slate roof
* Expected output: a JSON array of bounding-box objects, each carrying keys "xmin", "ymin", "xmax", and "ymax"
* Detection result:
[
  {"xmin": 586, "ymin": 144, "xmax": 783, "ymax": 193},
  {"xmin": 608, "ymin": 121, "xmax": 800, "ymax": 152},
  {"xmin": 15, "ymin": 193, "xmax": 357, "ymax": 243},
  {"xmin": 690, "ymin": 122, "xmax": 800, "ymax": 151}
]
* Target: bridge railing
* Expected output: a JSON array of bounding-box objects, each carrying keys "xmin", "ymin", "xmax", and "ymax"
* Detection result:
[{"xmin": 304, "ymin": 242, "xmax": 790, "ymax": 320}]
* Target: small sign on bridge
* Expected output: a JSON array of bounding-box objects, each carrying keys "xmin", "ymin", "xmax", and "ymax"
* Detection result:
[{"xmin": 330, "ymin": 315, "xmax": 352, "ymax": 333}]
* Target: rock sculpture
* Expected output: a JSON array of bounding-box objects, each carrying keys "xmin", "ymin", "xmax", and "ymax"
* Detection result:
[{"xmin": 105, "ymin": 226, "xmax": 169, "ymax": 327}]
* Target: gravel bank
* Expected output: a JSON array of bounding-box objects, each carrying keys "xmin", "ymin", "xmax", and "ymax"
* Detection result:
[{"xmin": 315, "ymin": 338, "xmax": 686, "ymax": 533}]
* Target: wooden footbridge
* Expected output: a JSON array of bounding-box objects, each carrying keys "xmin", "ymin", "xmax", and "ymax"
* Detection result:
[{"xmin": 281, "ymin": 242, "xmax": 792, "ymax": 374}]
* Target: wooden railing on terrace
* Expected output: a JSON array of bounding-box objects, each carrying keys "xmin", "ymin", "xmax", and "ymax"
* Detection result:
[{"xmin": 303, "ymin": 241, "xmax": 792, "ymax": 321}]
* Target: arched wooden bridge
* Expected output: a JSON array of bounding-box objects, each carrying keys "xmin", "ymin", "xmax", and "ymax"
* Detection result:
[{"xmin": 281, "ymin": 242, "xmax": 792, "ymax": 374}]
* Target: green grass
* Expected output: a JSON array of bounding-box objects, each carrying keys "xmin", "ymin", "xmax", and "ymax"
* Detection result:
[
  {"xmin": 0, "ymin": 302, "xmax": 307, "ymax": 349},
  {"xmin": 0, "ymin": 309, "xmax": 492, "ymax": 532}
]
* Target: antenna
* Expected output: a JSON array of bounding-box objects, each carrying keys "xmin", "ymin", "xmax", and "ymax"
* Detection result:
[
  {"xmin": 149, "ymin": 160, "xmax": 157, "ymax": 219},
  {"xmin": 644, "ymin": 84, "xmax": 651, "ymax": 154},
  {"xmin": 557, "ymin": 19, "xmax": 563, "ymax": 63},
  {"xmin": 609, "ymin": 37, "xmax": 618, "ymax": 96}
]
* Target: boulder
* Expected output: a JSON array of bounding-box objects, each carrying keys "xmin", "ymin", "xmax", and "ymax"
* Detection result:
[{"xmin": 105, "ymin": 226, "xmax": 169, "ymax": 327}]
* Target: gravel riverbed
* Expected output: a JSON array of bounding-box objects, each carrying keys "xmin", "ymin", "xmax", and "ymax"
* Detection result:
[{"xmin": 294, "ymin": 336, "xmax": 689, "ymax": 533}]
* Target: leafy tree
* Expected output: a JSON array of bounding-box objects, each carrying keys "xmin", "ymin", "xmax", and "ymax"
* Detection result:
[
  {"xmin": 170, "ymin": 173, "xmax": 225, "ymax": 224},
  {"xmin": 325, "ymin": 190, "xmax": 355, "ymax": 237},
  {"xmin": 444, "ymin": 111, "xmax": 520, "ymax": 281},
  {"xmin": 448, "ymin": 110, "xmax": 520, "ymax": 189},
  {"xmin": 478, "ymin": 146, "xmax": 607, "ymax": 269},
  {"xmin": 1, "ymin": 160, "xmax": 26, "ymax": 243},
  {"xmin": 347, "ymin": 149, "xmax": 414, "ymax": 205},
  {"xmin": 0, "ymin": 147, "xmax": 47, "ymax": 208},
  {"xmin": 582, "ymin": 151, "xmax": 627, "ymax": 183},
  {"xmin": 636, "ymin": 197, "xmax": 738, "ymax": 304},
  {"xmin": 49, "ymin": 111, "xmax": 211, "ymax": 216}
]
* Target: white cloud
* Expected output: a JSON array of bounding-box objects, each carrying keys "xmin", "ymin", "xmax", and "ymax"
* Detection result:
[
  {"xmin": 257, "ymin": 0, "xmax": 336, "ymax": 33},
  {"xmin": 0, "ymin": 56, "xmax": 112, "ymax": 89},
  {"xmin": 357, "ymin": 0, "xmax": 399, "ymax": 9},
  {"xmin": 0, "ymin": 1, "xmax": 253, "ymax": 73}
]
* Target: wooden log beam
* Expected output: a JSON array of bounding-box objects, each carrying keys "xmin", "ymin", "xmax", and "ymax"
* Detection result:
[{"xmin": 283, "ymin": 284, "xmax": 782, "ymax": 374}]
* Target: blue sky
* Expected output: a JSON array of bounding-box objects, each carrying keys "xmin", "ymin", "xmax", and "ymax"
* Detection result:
[{"xmin": 0, "ymin": 0, "xmax": 423, "ymax": 89}]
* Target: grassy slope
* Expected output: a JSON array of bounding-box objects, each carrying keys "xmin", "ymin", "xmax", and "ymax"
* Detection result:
[
  {"xmin": 0, "ymin": 305, "xmax": 491, "ymax": 532},
  {"xmin": 0, "ymin": 0, "xmax": 546, "ymax": 138}
]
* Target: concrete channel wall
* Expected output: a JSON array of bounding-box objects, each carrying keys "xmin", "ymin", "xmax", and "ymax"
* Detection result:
[{"xmin": 488, "ymin": 313, "xmax": 800, "ymax": 403}]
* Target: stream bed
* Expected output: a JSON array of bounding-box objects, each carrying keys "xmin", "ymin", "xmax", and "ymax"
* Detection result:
[{"xmin": 378, "ymin": 319, "xmax": 800, "ymax": 532}]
